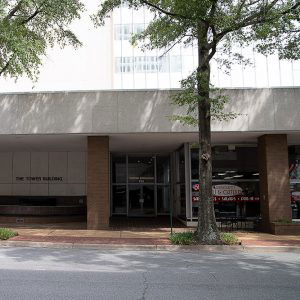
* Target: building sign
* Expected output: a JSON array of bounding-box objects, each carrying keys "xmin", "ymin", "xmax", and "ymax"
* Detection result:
[
  {"xmin": 129, "ymin": 176, "xmax": 154, "ymax": 183},
  {"xmin": 291, "ymin": 191, "xmax": 300, "ymax": 201},
  {"xmin": 0, "ymin": 151, "xmax": 86, "ymax": 196},
  {"xmin": 192, "ymin": 183, "xmax": 259, "ymax": 202},
  {"xmin": 291, "ymin": 192, "xmax": 300, "ymax": 201},
  {"xmin": 16, "ymin": 177, "xmax": 63, "ymax": 182},
  {"xmin": 213, "ymin": 184, "xmax": 243, "ymax": 196},
  {"xmin": 290, "ymin": 179, "xmax": 300, "ymax": 202}
]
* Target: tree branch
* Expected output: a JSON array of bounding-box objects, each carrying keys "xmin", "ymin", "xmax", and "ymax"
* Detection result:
[
  {"xmin": 236, "ymin": 0, "xmax": 247, "ymax": 16},
  {"xmin": 140, "ymin": 0, "xmax": 190, "ymax": 20},
  {"xmin": 209, "ymin": 0, "xmax": 217, "ymax": 19},
  {"xmin": 217, "ymin": 1, "xmax": 300, "ymax": 40},
  {"xmin": 4, "ymin": 0, "xmax": 24, "ymax": 21},
  {"xmin": 207, "ymin": 25, "xmax": 217, "ymax": 60},
  {"xmin": 140, "ymin": 0, "xmax": 208, "ymax": 24},
  {"xmin": 207, "ymin": 42, "xmax": 217, "ymax": 61},
  {"xmin": 158, "ymin": 35, "xmax": 186, "ymax": 58},
  {"xmin": 20, "ymin": 0, "xmax": 47, "ymax": 24},
  {"xmin": 20, "ymin": 8, "xmax": 41, "ymax": 24},
  {"xmin": 0, "ymin": 59, "xmax": 11, "ymax": 76}
]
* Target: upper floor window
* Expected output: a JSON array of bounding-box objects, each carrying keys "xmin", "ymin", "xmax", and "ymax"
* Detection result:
[
  {"xmin": 114, "ymin": 24, "xmax": 145, "ymax": 40},
  {"xmin": 115, "ymin": 55, "xmax": 182, "ymax": 73}
]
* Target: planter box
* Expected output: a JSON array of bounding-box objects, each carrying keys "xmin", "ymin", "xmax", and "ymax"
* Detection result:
[{"xmin": 270, "ymin": 222, "xmax": 300, "ymax": 235}]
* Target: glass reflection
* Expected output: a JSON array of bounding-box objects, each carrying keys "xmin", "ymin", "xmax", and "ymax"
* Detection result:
[{"xmin": 128, "ymin": 156, "xmax": 154, "ymax": 183}]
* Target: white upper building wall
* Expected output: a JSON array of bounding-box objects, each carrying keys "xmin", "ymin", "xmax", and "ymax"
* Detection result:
[
  {"xmin": 112, "ymin": 6, "xmax": 300, "ymax": 89},
  {"xmin": 0, "ymin": 1, "xmax": 299, "ymax": 93},
  {"xmin": 0, "ymin": 0, "xmax": 114, "ymax": 93},
  {"xmin": 0, "ymin": 88, "xmax": 299, "ymax": 135}
]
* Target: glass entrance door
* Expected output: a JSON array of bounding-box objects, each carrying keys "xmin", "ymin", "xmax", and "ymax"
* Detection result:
[
  {"xmin": 111, "ymin": 154, "xmax": 171, "ymax": 217},
  {"xmin": 128, "ymin": 185, "xmax": 155, "ymax": 216}
]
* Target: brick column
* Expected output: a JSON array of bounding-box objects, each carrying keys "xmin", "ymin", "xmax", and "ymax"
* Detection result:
[
  {"xmin": 258, "ymin": 134, "xmax": 291, "ymax": 230},
  {"xmin": 87, "ymin": 136, "xmax": 109, "ymax": 229}
]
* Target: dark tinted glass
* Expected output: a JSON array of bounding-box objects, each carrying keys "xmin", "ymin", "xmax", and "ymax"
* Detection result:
[
  {"xmin": 112, "ymin": 185, "xmax": 126, "ymax": 214},
  {"xmin": 157, "ymin": 185, "xmax": 170, "ymax": 213},
  {"xmin": 128, "ymin": 156, "xmax": 154, "ymax": 183},
  {"xmin": 112, "ymin": 155, "xmax": 126, "ymax": 183},
  {"xmin": 156, "ymin": 155, "xmax": 170, "ymax": 183}
]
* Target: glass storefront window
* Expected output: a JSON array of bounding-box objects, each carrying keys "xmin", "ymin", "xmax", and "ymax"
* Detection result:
[
  {"xmin": 175, "ymin": 146, "xmax": 187, "ymax": 219},
  {"xmin": 289, "ymin": 146, "xmax": 300, "ymax": 219},
  {"xmin": 191, "ymin": 148, "xmax": 199, "ymax": 180},
  {"xmin": 128, "ymin": 156, "xmax": 155, "ymax": 183},
  {"xmin": 112, "ymin": 154, "xmax": 126, "ymax": 183},
  {"xmin": 179, "ymin": 184, "xmax": 186, "ymax": 218},
  {"xmin": 112, "ymin": 185, "xmax": 127, "ymax": 214},
  {"xmin": 190, "ymin": 145, "xmax": 260, "ymax": 220},
  {"xmin": 178, "ymin": 147, "xmax": 185, "ymax": 183},
  {"xmin": 212, "ymin": 146, "xmax": 259, "ymax": 180},
  {"xmin": 191, "ymin": 180, "xmax": 260, "ymax": 219},
  {"xmin": 214, "ymin": 202, "xmax": 237, "ymax": 218},
  {"xmin": 157, "ymin": 185, "xmax": 170, "ymax": 214},
  {"xmin": 289, "ymin": 146, "xmax": 300, "ymax": 180},
  {"xmin": 191, "ymin": 145, "xmax": 259, "ymax": 180},
  {"xmin": 243, "ymin": 202, "xmax": 260, "ymax": 218},
  {"xmin": 156, "ymin": 155, "xmax": 170, "ymax": 184}
]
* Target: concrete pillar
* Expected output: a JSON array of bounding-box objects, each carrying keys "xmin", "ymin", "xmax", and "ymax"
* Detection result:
[
  {"xmin": 258, "ymin": 134, "xmax": 291, "ymax": 230},
  {"xmin": 87, "ymin": 136, "xmax": 109, "ymax": 229}
]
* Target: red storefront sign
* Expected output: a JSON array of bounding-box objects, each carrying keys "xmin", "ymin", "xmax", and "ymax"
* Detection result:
[
  {"xmin": 192, "ymin": 184, "xmax": 259, "ymax": 202},
  {"xmin": 291, "ymin": 192, "xmax": 300, "ymax": 201},
  {"xmin": 192, "ymin": 195, "xmax": 260, "ymax": 202}
]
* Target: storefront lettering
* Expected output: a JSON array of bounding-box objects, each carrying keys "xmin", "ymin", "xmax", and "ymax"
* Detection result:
[
  {"xmin": 192, "ymin": 195, "xmax": 259, "ymax": 202},
  {"xmin": 213, "ymin": 184, "xmax": 243, "ymax": 196},
  {"xmin": 192, "ymin": 184, "xmax": 259, "ymax": 202},
  {"xmin": 16, "ymin": 176, "xmax": 63, "ymax": 182}
]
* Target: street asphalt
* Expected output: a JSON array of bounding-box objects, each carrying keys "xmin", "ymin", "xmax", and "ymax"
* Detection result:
[{"xmin": 0, "ymin": 247, "xmax": 299, "ymax": 300}]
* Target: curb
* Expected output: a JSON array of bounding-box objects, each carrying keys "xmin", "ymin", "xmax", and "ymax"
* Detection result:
[
  {"xmin": 1, "ymin": 240, "xmax": 299, "ymax": 252},
  {"xmin": 243, "ymin": 245, "xmax": 300, "ymax": 253},
  {"xmin": 156, "ymin": 244, "xmax": 244, "ymax": 252},
  {"xmin": 0, "ymin": 240, "xmax": 157, "ymax": 250}
]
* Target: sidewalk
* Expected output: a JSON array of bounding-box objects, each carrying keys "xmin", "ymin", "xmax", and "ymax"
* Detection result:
[
  {"xmin": 1, "ymin": 225, "xmax": 300, "ymax": 250},
  {"xmin": 3, "ymin": 226, "xmax": 173, "ymax": 246},
  {"xmin": 235, "ymin": 231, "xmax": 300, "ymax": 247}
]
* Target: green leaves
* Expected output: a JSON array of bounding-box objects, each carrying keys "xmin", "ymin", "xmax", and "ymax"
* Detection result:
[
  {"xmin": 95, "ymin": 0, "xmax": 299, "ymax": 62},
  {"xmin": 92, "ymin": 0, "xmax": 122, "ymax": 27},
  {"xmin": 0, "ymin": 0, "xmax": 84, "ymax": 79},
  {"xmin": 171, "ymin": 71, "xmax": 237, "ymax": 126},
  {"xmin": 95, "ymin": 0, "xmax": 299, "ymax": 126},
  {"xmin": 131, "ymin": 16, "xmax": 190, "ymax": 51}
]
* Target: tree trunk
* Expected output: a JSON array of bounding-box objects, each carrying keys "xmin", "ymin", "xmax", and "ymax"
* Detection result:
[{"xmin": 196, "ymin": 41, "xmax": 221, "ymax": 244}]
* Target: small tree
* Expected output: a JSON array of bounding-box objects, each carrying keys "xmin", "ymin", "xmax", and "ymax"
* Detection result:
[
  {"xmin": 95, "ymin": 0, "xmax": 300, "ymax": 244},
  {"xmin": 0, "ymin": 0, "xmax": 84, "ymax": 79}
]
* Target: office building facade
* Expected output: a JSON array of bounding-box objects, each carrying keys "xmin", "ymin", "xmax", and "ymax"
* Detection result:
[{"xmin": 0, "ymin": 88, "xmax": 299, "ymax": 233}]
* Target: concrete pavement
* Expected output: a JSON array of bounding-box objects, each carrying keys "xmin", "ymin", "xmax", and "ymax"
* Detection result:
[{"xmin": 0, "ymin": 247, "xmax": 299, "ymax": 299}]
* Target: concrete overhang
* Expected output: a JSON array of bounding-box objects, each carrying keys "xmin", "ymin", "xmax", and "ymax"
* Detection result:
[
  {"xmin": 0, "ymin": 88, "xmax": 299, "ymax": 151},
  {"xmin": 0, "ymin": 131, "xmax": 299, "ymax": 153}
]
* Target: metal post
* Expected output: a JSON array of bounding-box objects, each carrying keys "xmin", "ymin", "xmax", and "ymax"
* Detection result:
[{"xmin": 170, "ymin": 187, "xmax": 173, "ymax": 235}]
